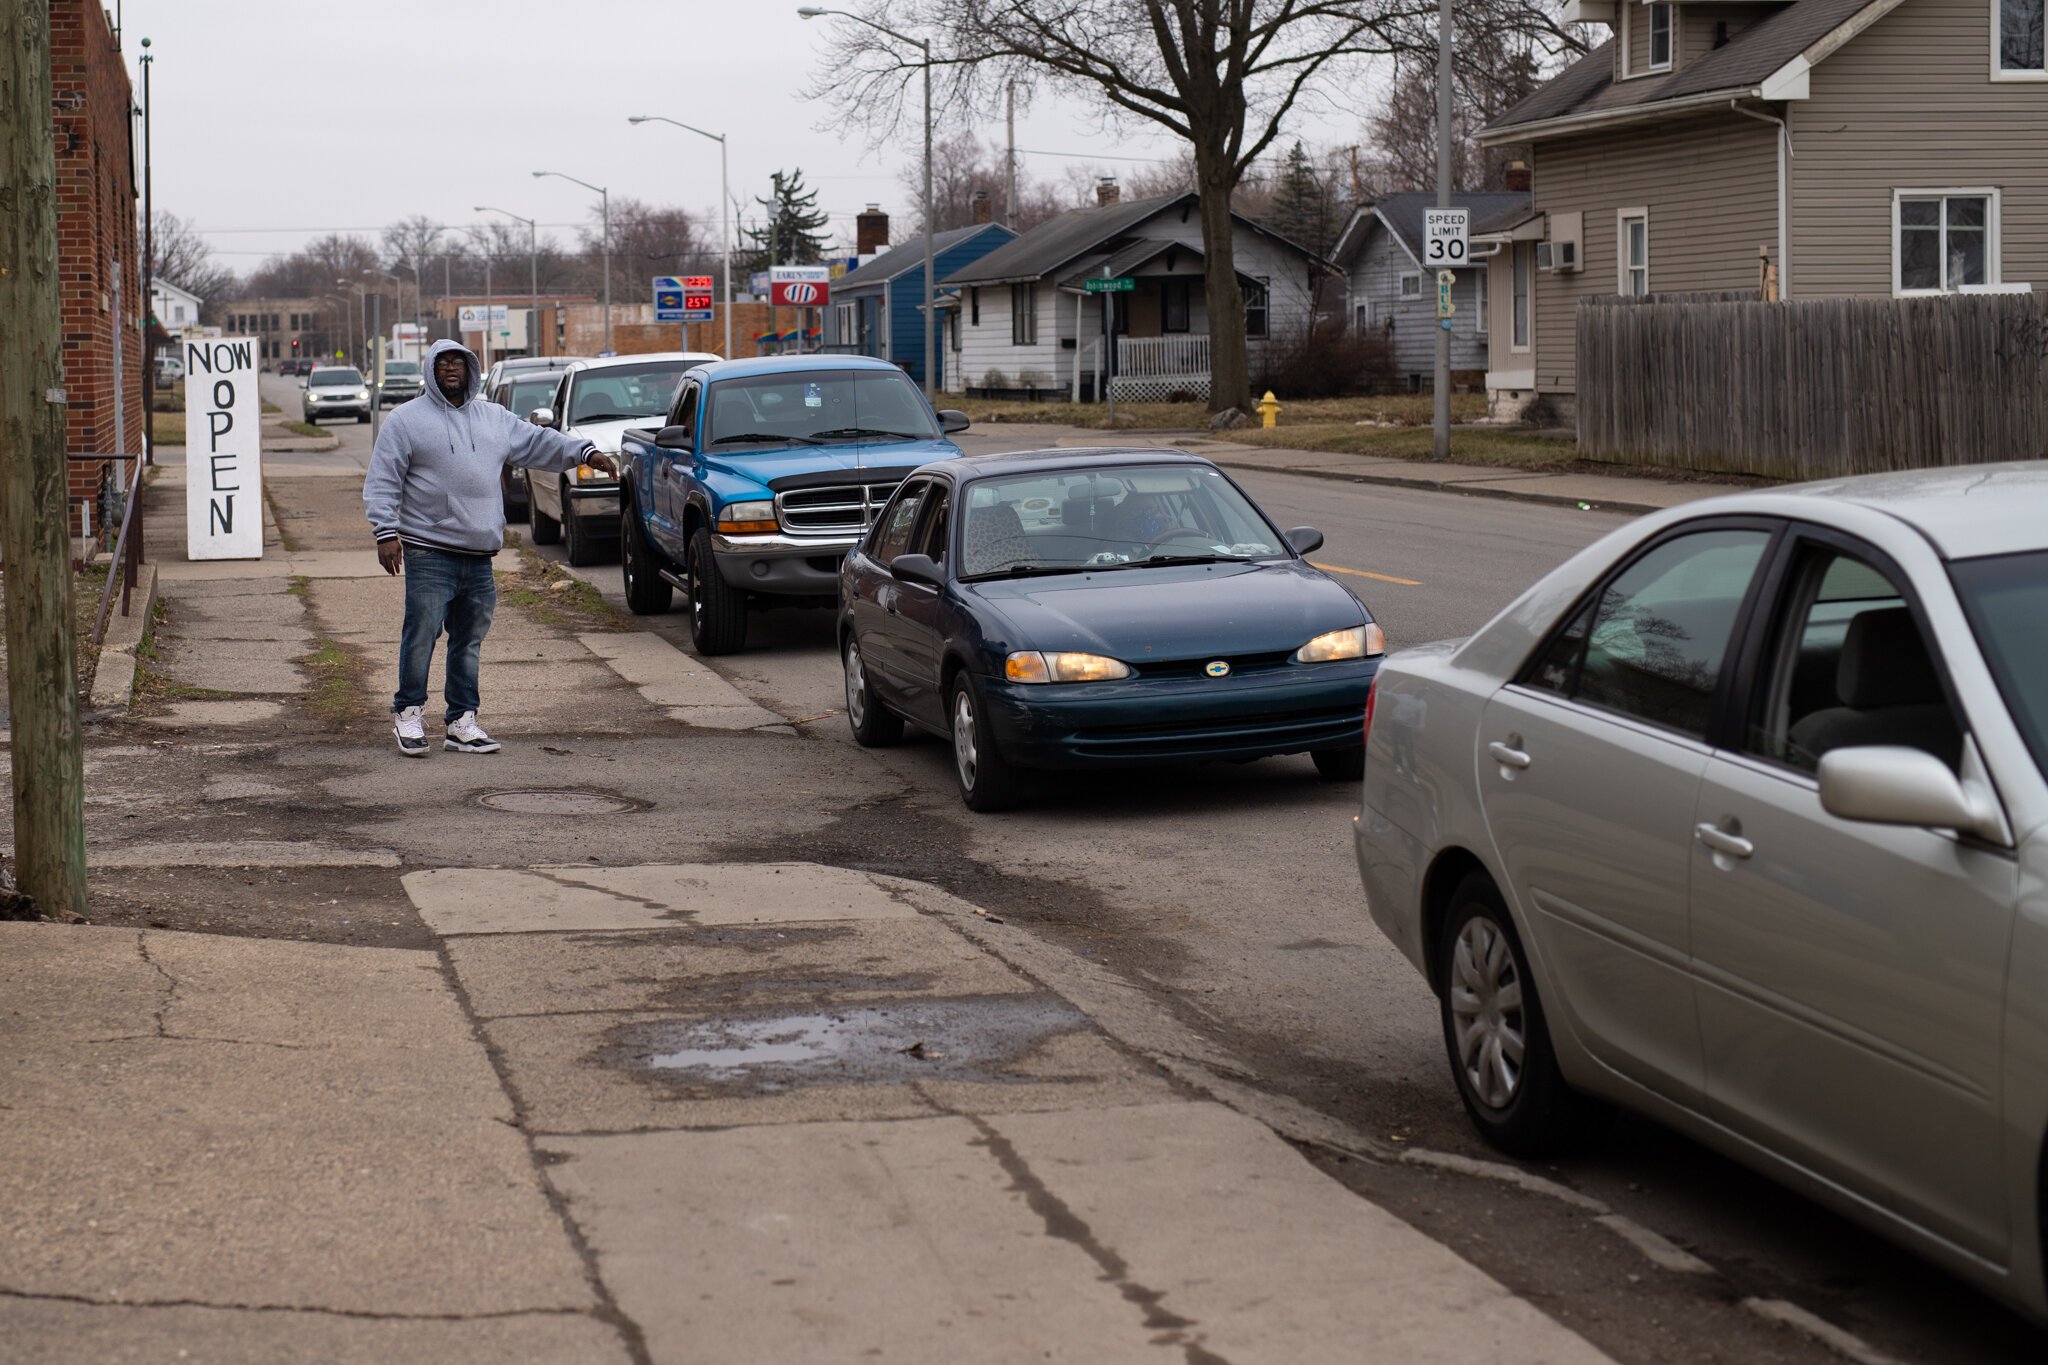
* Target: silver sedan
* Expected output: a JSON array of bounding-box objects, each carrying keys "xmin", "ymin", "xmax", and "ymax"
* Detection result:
[{"xmin": 1353, "ymin": 463, "xmax": 2048, "ymax": 1321}]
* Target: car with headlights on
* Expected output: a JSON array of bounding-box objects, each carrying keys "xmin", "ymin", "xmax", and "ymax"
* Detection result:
[
  {"xmin": 1354, "ymin": 462, "xmax": 2048, "ymax": 1322},
  {"xmin": 527, "ymin": 351, "xmax": 719, "ymax": 566},
  {"xmin": 378, "ymin": 359, "xmax": 425, "ymax": 406},
  {"xmin": 616, "ymin": 355, "xmax": 970, "ymax": 655},
  {"xmin": 302, "ymin": 365, "xmax": 371, "ymax": 423},
  {"xmin": 839, "ymin": 449, "xmax": 1382, "ymax": 811}
]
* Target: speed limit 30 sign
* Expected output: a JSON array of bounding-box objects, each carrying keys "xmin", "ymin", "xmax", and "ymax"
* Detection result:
[{"xmin": 1423, "ymin": 208, "xmax": 1469, "ymax": 266}]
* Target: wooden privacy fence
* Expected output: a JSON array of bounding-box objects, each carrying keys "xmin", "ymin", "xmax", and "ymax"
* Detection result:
[{"xmin": 1576, "ymin": 291, "xmax": 2048, "ymax": 478}]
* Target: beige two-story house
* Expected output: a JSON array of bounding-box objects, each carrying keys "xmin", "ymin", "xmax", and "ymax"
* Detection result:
[{"xmin": 1476, "ymin": 0, "xmax": 2048, "ymax": 419}]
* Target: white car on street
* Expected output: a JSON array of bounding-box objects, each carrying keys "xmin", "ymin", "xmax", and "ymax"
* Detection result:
[
  {"xmin": 527, "ymin": 352, "xmax": 719, "ymax": 565},
  {"xmin": 1354, "ymin": 464, "xmax": 2048, "ymax": 1321}
]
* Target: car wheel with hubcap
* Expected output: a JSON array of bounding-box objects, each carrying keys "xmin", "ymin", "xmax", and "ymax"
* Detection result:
[
  {"xmin": 686, "ymin": 526, "xmax": 746, "ymax": 655},
  {"xmin": 949, "ymin": 674, "xmax": 1022, "ymax": 812},
  {"xmin": 1437, "ymin": 872, "xmax": 1596, "ymax": 1156},
  {"xmin": 1311, "ymin": 745, "xmax": 1364, "ymax": 780},
  {"xmin": 619, "ymin": 498, "xmax": 673, "ymax": 615},
  {"xmin": 842, "ymin": 636, "xmax": 903, "ymax": 746}
]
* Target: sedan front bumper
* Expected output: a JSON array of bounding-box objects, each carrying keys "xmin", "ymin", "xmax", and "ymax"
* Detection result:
[{"xmin": 980, "ymin": 656, "xmax": 1377, "ymax": 769}]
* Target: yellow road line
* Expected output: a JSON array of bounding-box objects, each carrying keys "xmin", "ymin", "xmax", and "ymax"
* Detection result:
[{"xmin": 1311, "ymin": 561, "xmax": 1423, "ymax": 587}]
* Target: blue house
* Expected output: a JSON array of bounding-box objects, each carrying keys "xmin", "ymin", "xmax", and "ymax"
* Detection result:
[{"xmin": 823, "ymin": 220, "xmax": 1017, "ymax": 390}]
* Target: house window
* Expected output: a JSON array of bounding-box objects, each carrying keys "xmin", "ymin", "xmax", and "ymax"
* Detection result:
[
  {"xmin": 1647, "ymin": 4, "xmax": 1673, "ymax": 71},
  {"xmin": 1399, "ymin": 273, "xmax": 1421, "ymax": 299},
  {"xmin": 1354, "ymin": 302, "xmax": 1370, "ymax": 332},
  {"xmin": 1011, "ymin": 283, "xmax": 1037, "ymax": 345},
  {"xmin": 1512, "ymin": 243, "xmax": 1532, "ymax": 350},
  {"xmin": 1998, "ymin": 0, "xmax": 2046, "ymax": 75},
  {"xmin": 1161, "ymin": 279, "xmax": 1191, "ymax": 333},
  {"xmin": 1619, "ymin": 209, "xmax": 1649, "ymax": 296},
  {"xmin": 1244, "ymin": 280, "xmax": 1269, "ymax": 338},
  {"xmin": 1473, "ymin": 266, "xmax": 1488, "ymax": 337},
  {"xmin": 834, "ymin": 302, "xmax": 855, "ymax": 347},
  {"xmin": 970, "ymin": 287, "xmax": 980, "ymax": 325},
  {"xmin": 1896, "ymin": 191, "xmax": 1996, "ymax": 293}
]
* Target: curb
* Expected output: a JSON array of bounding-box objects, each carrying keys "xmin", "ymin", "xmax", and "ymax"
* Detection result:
[
  {"xmin": 1203, "ymin": 454, "xmax": 1669, "ymax": 517},
  {"xmin": 87, "ymin": 563, "xmax": 160, "ymax": 715}
]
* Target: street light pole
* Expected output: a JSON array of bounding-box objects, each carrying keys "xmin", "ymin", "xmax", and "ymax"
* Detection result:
[
  {"xmin": 628, "ymin": 116, "xmax": 734, "ymax": 359},
  {"xmin": 534, "ymin": 171, "xmax": 610, "ymax": 353},
  {"xmin": 476, "ymin": 207, "xmax": 537, "ymax": 354},
  {"xmin": 798, "ymin": 8, "xmax": 936, "ymax": 398}
]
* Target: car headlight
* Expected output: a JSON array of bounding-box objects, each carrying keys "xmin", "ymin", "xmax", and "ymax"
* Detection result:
[
  {"xmin": 716, "ymin": 499, "xmax": 777, "ymax": 533},
  {"xmin": 1294, "ymin": 623, "xmax": 1385, "ymax": 663},
  {"xmin": 354, "ymin": 389, "xmax": 369, "ymax": 400},
  {"xmin": 1004, "ymin": 651, "xmax": 1132, "ymax": 684}
]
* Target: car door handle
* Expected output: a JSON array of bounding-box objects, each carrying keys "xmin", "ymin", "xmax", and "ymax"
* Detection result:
[
  {"xmin": 1487, "ymin": 741, "xmax": 1531, "ymax": 770},
  {"xmin": 1694, "ymin": 823, "xmax": 1754, "ymax": 859}
]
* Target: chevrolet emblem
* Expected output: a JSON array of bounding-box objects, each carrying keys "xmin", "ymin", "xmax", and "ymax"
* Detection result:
[{"xmin": 1205, "ymin": 660, "xmax": 1231, "ymax": 678}]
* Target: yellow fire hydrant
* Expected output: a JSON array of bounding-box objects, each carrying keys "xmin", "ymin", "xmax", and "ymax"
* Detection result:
[{"xmin": 1257, "ymin": 391, "xmax": 1281, "ymax": 429}]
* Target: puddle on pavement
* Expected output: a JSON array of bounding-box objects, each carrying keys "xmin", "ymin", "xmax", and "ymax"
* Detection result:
[
  {"xmin": 607, "ymin": 994, "xmax": 1088, "ymax": 1092},
  {"xmin": 477, "ymin": 788, "xmax": 641, "ymax": 815}
]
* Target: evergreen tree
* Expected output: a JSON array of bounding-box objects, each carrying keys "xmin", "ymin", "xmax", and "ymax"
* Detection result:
[
  {"xmin": 742, "ymin": 169, "xmax": 832, "ymax": 271},
  {"xmin": 1263, "ymin": 141, "xmax": 1336, "ymax": 258}
]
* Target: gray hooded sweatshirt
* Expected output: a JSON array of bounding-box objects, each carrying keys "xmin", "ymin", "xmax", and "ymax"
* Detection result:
[{"xmin": 363, "ymin": 339, "xmax": 593, "ymax": 555}]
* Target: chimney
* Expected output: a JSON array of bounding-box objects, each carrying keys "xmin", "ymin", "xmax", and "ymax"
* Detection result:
[
  {"xmin": 971, "ymin": 190, "xmax": 992, "ymax": 225},
  {"xmin": 1504, "ymin": 160, "xmax": 1532, "ymax": 193},
  {"xmin": 1096, "ymin": 176, "xmax": 1120, "ymax": 207},
  {"xmin": 856, "ymin": 204, "xmax": 891, "ymax": 256}
]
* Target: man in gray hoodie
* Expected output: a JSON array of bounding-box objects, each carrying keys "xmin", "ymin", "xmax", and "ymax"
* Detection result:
[{"xmin": 364, "ymin": 339, "xmax": 614, "ymax": 756}]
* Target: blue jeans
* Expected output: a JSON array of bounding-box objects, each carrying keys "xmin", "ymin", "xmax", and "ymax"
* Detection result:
[{"xmin": 393, "ymin": 546, "xmax": 497, "ymax": 723}]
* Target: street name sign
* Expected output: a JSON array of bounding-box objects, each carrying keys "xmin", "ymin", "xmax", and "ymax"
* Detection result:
[
  {"xmin": 1423, "ymin": 208, "xmax": 1470, "ymax": 266},
  {"xmin": 1084, "ymin": 277, "xmax": 1135, "ymax": 293},
  {"xmin": 183, "ymin": 336, "xmax": 263, "ymax": 560}
]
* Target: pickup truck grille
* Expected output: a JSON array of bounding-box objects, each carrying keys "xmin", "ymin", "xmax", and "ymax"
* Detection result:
[{"xmin": 775, "ymin": 480, "xmax": 902, "ymax": 537}]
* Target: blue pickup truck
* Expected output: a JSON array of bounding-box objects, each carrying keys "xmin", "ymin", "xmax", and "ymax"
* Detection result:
[{"xmin": 616, "ymin": 355, "xmax": 971, "ymax": 654}]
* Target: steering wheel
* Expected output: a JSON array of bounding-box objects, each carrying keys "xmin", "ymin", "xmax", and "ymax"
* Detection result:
[{"xmin": 1143, "ymin": 526, "xmax": 1212, "ymax": 550}]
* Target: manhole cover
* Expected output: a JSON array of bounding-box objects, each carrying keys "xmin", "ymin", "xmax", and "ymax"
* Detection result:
[{"xmin": 478, "ymin": 788, "xmax": 638, "ymax": 815}]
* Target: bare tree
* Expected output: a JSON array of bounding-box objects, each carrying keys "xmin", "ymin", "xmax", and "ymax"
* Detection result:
[
  {"xmin": 150, "ymin": 211, "xmax": 236, "ymax": 315},
  {"xmin": 899, "ymin": 130, "xmax": 1074, "ymax": 233},
  {"xmin": 810, "ymin": 1, "xmax": 1454, "ymax": 410}
]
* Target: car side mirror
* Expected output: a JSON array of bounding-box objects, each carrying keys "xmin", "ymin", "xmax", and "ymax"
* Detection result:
[
  {"xmin": 1286, "ymin": 526, "xmax": 1325, "ymax": 555},
  {"xmin": 938, "ymin": 409, "xmax": 971, "ymax": 435},
  {"xmin": 1818, "ymin": 745, "xmax": 2007, "ymax": 843},
  {"xmin": 528, "ymin": 406, "xmax": 556, "ymax": 428},
  {"xmin": 654, "ymin": 424, "xmax": 693, "ymax": 450},
  {"xmin": 889, "ymin": 553, "xmax": 945, "ymax": 589}
]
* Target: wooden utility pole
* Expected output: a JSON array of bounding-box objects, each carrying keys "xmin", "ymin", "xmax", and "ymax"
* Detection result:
[{"xmin": 0, "ymin": 0, "xmax": 89, "ymax": 918}]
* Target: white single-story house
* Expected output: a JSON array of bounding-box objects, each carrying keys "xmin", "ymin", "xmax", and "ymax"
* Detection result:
[{"xmin": 938, "ymin": 185, "xmax": 1329, "ymax": 401}]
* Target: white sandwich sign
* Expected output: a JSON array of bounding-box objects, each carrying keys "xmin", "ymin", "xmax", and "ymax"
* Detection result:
[{"xmin": 183, "ymin": 336, "xmax": 264, "ymax": 560}]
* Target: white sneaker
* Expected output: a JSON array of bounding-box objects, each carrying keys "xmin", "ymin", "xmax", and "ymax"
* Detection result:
[
  {"xmin": 444, "ymin": 711, "xmax": 501, "ymax": 754},
  {"xmin": 393, "ymin": 706, "xmax": 428, "ymax": 757}
]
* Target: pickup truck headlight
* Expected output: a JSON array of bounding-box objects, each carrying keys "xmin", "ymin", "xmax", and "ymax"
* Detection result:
[
  {"xmin": 1294, "ymin": 624, "xmax": 1385, "ymax": 663},
  {"xmin": 1004, "ymin": 651, "xmax": 1132, "ymax": 684},
  {"xmin": 716, "ymin": 499, "xmax": 777, "ymax": 534}
]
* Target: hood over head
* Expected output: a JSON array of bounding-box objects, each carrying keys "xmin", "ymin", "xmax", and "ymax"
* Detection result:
[{"xmin": 425, "ymin": 339, "xmax": 482, "ymax": 408}]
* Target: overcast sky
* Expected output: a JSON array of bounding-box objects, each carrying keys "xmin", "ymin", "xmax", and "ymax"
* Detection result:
[{"xmin": 124, "ymin": 0, "xmax": 1382, "ymax": 273}]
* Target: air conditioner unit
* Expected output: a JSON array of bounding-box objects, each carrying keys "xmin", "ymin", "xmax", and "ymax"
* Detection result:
[{"xmin": 1536, "ymin": 240, "xmax": 1581, "ymax": 273}]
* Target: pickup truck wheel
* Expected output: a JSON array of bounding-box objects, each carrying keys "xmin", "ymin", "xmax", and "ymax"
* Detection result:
[
  {"xmin": 842, "ymin": 637, "xmax": 903, "ymax": 746},
  {"xmin": 529, "ymin": 490, "xmax": 561, "ymax": 546},
  {"xmin": 950, "ymin": 675, "xmax": 1024, "ymax": 812},
  {"xmin": 620, "ymin": 499, "xmax": 673, "ymax": 615},
  {"xmin": 563, "ymin": 497, "xmax": 604, "ymax": 567},
  {"xmin": 686, "ymin": 526, "xmax": 747, "ymax": 655}
]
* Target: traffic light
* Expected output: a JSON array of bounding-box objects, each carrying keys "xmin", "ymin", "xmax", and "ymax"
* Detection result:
[{"xmin": 291, "ymin": 338, "xmax": 301, "ymax": 355}]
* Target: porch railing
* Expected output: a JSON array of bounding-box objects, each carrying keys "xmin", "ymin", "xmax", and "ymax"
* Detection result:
[{"xmin": 1112, "ymin": 334, "xmax": 1211, "ymax": 401}]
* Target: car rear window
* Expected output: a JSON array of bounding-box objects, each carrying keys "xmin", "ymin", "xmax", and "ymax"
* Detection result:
[{"xmin": 1950, "ymin": 549, "xmax": 2048, "ymax": 778}]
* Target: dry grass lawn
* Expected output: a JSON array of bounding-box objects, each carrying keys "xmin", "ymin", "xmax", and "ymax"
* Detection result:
[{"xmin": 953, "ymin": 393, "xmax": 1490, "ymax": 430}]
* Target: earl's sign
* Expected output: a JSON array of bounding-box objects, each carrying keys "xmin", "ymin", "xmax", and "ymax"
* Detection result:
[{"xmin": 184, "ymin": 337, "xmax": 264, "ymax": 559}]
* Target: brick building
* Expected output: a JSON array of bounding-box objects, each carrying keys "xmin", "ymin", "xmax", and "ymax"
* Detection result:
[
  {"xmin": 52, "ymin": 0, "xmax": 144, "ymax": 515},
  {"xmin": 218, "ymin": 297, "xmax": 342, "ymax": 366}
]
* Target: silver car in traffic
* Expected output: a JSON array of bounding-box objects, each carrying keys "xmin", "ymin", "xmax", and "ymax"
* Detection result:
[{"xmin": 1354, "ymin": 463, "xmax": 2048, "ymax": 1320}]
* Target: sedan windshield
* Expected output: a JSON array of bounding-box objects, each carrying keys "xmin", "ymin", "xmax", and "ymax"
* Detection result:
[
  {"xmin": 703, "ymin": 369, "xmax": 937, "ymax": 448},
  {"xmin": 1950, "ymin": 549, "xmax": 2048, "ymax": 776},
  {"xmin": 958, "ymin": 465, "xmax": 1283, "ymax": 580},
  {"xmin": 310, "ymin": 368, "xmax": 363, "ymax": 387},
  {"xmin": 567, "ymin": 362, "xmax": 688, "ymax": 424}
]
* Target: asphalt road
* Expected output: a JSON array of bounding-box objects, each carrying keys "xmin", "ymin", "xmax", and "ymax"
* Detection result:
[{"xmin": 299, "ymin": 387, "xmax": 2042, "ymax": 1362}]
